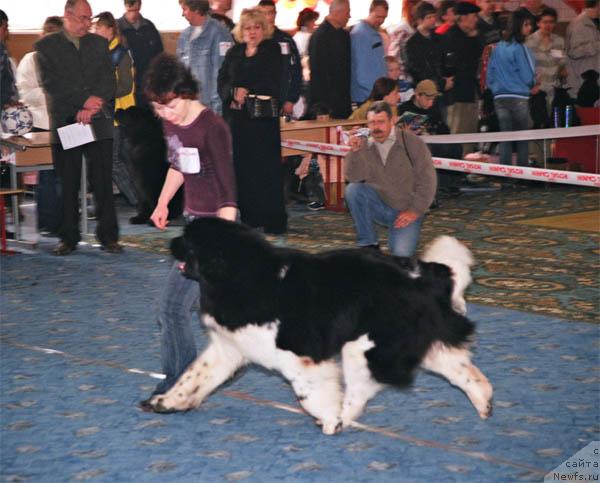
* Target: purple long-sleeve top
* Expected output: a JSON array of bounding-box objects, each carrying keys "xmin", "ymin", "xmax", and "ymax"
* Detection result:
[{"xmin": 163, "ymin": 108, "xmax": 237, "ymax": 217}]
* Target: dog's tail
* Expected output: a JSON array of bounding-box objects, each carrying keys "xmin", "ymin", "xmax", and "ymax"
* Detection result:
[{"xmin": 421, "ymin": 236, "xmax": 474, "ymax": 315}]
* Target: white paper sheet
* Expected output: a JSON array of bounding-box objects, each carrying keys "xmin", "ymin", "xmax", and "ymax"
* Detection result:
[
  {"xmin": 177, "ymin": 147, "xmax": 201, "ymax": 174},
  {"xmin": 57, "ymin": 123, "xmax": 95, "ymax": 150}
]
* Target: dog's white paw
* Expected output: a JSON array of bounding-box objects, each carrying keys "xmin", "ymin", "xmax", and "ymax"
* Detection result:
[
  {"xmin": 139, "ymin": 392, "xmax": 196, "ymax": 414},
  {"xmin": 315, "ymin": 418, "xmax": 343, "ymax": 435},
  {"xmin": 478, "ymin": 400, "xmax": 493, "ymax": 419},
  {"xmin": 140, "ymin": 396, "xmax": 176, "ymax": 414},
  {"xmin": 322, "ymin": 419, "xmax": 343, "ymax": 435},
  {"xmin": 474, "ymin": 386, "xmax": 493, "ymax": 419},
  {"xmin": 470, "ymin": 379, "xmax": 493, "ymax": 420}
]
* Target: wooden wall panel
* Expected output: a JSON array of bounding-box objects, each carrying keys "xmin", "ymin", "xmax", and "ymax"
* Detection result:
[{"xmin": 6, "ymin": 31, "xmax": 180, "ymax": 64}]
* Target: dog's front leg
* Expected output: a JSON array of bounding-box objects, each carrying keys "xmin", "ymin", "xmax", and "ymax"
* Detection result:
[
  {"xmin": 280, "ymin": 356, "xmax": 343, "ymax": 435},
  {"xmin": 340, "ymin": 335, "xmax": 384, "ymax": 427},
  {"xmin": 421, "ymin": 342, "xmax": 493, "ymax": 419},
  {"xmin": 144, "ymin": 335, "xmax": 245, "ymax": 413}
]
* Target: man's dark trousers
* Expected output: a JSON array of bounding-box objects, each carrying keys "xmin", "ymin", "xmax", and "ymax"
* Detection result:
[{"xmin": 52, "ymin": 139, "xmax": 119, "ymax": 247}]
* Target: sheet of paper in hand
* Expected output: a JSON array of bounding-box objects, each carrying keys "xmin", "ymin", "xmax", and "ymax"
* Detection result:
[{"xmin": 57, "ymin": 123, "xmax": 96, "ymax": 150}]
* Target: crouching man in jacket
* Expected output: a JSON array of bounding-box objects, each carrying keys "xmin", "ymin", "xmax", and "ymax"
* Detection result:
[{"xmin": 344, "ymin": 101, "xmax": 437, "ymax": 257}]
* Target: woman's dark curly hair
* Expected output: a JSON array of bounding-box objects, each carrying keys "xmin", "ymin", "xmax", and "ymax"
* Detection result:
[{"xmin": 143, "ymin": 53, "xmax": 199, "ymax": 104}]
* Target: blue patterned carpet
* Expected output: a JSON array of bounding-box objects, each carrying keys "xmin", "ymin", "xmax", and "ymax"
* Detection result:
[{"xmin": 1, "ymin": 242, "xmax": 599, "ymax": 482}]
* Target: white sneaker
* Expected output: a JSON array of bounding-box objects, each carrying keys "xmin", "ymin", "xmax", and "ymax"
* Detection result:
[{"xmin": 307, "ymin": 201, "xmax": 325, "ymax": 211}]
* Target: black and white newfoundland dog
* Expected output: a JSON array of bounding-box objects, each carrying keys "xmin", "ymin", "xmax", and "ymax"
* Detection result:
[{"xmin": 144, "ymin": 218, "xmax": 493, "ymax": 434}]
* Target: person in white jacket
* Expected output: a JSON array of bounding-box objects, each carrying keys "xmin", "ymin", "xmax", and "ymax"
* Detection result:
[{"xmin": 15, "ymin": 16, "xmax": 63, "ymax": 234}]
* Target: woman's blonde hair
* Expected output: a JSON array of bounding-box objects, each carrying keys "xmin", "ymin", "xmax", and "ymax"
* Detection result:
[{"xmin": 232, "ymin": 8, "xmax": 273, "ymax": 43}]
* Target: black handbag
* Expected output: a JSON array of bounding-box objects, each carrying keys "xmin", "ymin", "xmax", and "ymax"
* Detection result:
[
  {"xmin": 529, "ymin": 90, "xmax": 549, "ymax": 128},
  {"xmin": 246, "ymin": 95, "xmax": 279, "ymax": 119}
]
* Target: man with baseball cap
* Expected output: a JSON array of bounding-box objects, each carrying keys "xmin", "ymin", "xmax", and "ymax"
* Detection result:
[
  {"xmin": 398, "ymin": 80, "xmax": 447, "ymax": 135},
  {"xmin": 398, "ymin": 79, "xmax": 463, "ymax": 194},
  {"xmin": 415, "ymin": 79, "xmax": 439, "ymax": 96},
  {"xmin": 344, "ymin": 101, "xmax": 437, "ymax": 256}
]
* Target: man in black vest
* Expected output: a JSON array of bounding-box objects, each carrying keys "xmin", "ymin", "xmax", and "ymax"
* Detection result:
[{"xmin": 36, "ymin": 0, "xmax": 121, "ymax": 255}]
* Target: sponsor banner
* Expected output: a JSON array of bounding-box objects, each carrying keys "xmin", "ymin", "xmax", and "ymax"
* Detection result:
[
  {"xmin": 282, "ymin": 138, "xmax": 350, "ymax": 157},
  {"xmin": 281, "ymin": 138, "xmax": 600, "ymax": 188},
  {"xmin": 433, "ymin": 158, "xmax": 600, "ymax": 187}
]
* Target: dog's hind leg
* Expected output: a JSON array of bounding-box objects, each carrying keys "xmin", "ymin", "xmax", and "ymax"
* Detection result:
[
  {"xmin": 340, "ymin": 335, "xmax": 384, "ymax": 427},
  {"xmin": 144, "ymin": 334, "xmax": 245, "ymax": 413},
  {"xmin": 279, "ymin": 355, "xmax": 343, "ymax": 435},
  {"xmin": 420, "ymin": 342, "xmax": 493, "ymax": 419}
]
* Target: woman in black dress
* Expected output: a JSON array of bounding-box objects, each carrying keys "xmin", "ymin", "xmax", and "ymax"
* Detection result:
[{"xmin": 218, "ymin": 8, "xmax": 286, "ymax": 235}]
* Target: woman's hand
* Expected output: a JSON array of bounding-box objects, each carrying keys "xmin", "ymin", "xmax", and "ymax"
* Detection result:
[
  {"xmin": 282, "ymin": 101, "xmax": 294, "ymax": 116},
  {"xmin": 217, "ymin": 206, "xmax": 237, "ymax": 221},
  {"xmin": 233, "ymin": 87, "xmax": 249, "ymax": 106},
  {"xmin": 150, "ymin": 204, "xmax": 169, "ymax": 230}
]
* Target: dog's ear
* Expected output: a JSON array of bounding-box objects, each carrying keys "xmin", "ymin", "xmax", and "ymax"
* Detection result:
[{"xmin": 170, "ymin": 236, "xmax": 187, "ymax": 261}]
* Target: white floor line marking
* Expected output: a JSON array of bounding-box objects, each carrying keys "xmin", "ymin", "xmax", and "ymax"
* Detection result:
[
  {"xmin": 31, "ymin": 346, "xmax": 65, "ymax": 355},
  {"xmin": 127, "ymin": 368, "xmax": 166, "ymax": 379}
]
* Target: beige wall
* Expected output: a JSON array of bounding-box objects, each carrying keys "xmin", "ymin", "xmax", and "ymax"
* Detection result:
[{"xmin": 6, "ymin": 31, "xmax": 180, "ymax": 64}]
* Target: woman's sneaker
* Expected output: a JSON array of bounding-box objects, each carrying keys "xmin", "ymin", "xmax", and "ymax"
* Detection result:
[{"xmin": 307, "ymin": 201, "xmax": 325, "ymax": 211}]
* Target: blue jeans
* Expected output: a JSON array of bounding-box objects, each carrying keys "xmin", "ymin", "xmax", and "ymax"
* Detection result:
[
  {"xmin": 345, "ymin": 183, "xmax": 424, "ymax": 257},
  {"xmin": 153, "ymin": 261, "xmax": 200, "ymax": 395},
  {"xmin": 36, "ymin": 170, "xmax": 61, "ymax": 232},
  {"xmin": 494, "ymin": 97, "xmax": 530, "ymax": 166}
]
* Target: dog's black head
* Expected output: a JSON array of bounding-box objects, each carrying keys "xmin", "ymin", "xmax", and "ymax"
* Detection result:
[
  {"xmin": 115, "ymin": 106, "xmax": 163, "ymax": 141},
  {"xmin": 577, "ymin": 69, "xmax": 600, "ymax": 107},
  {"xmin": 581, "ymin": 69, "xmax": 599, "ymax": 83},
  {"xmin": 170, "ymin": 218, "xmax": 276, "ymax": 283},
  {"xmin": 114, "ymin": 106, "xmax": 143, "ymax": 127}
]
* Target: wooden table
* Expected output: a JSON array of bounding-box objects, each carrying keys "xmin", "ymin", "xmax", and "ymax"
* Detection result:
[
  {"xmin": 0, "ymin": 132, "xmax": 90, "ymax": 240},
  {"xmin": 1, "ymin": 132, "xmax": 53, "ymax": 240},
  {"xmin": 281, "ymin": 119, "xmax": 365, "ymax": 210},
  {"xmin": 0, "ymin": 188, "xmax": 24, "ymax": 253}
]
